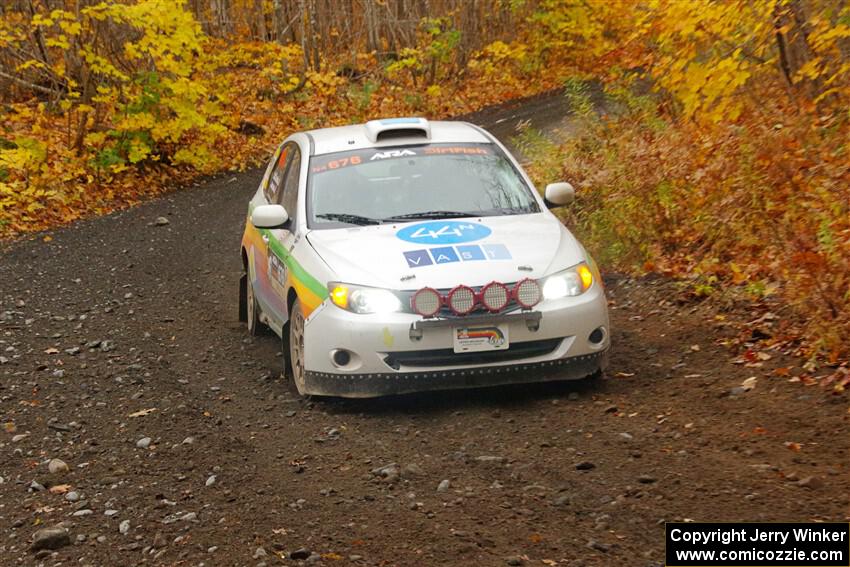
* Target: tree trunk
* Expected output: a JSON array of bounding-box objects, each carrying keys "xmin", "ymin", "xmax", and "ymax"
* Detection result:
[{"xmin": 254, "ymin": 0, "xmax": 267, "ymax": 40}]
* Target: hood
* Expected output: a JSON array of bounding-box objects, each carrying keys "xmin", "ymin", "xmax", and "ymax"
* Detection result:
[{"xmin": 306, "ymin": 213, "xmax": 585, "ymax": 290}]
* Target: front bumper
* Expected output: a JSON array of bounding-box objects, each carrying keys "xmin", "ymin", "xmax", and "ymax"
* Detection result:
[
  {"xmin": 305, "ymin": 349, "xmax": 607, "ymax": 397},
  {"xmin": 301, "ymin": 284, "xmax": 610, "ymax": 397}
]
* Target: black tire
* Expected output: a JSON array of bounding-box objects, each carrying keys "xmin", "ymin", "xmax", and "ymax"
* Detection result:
[
  {"xmin": 288, "ymin": 298, "xmax": 307, "ymax": 395},
  {"xmin": 246, "ymin": 275, "xmax": 262, "ymax": 336}
]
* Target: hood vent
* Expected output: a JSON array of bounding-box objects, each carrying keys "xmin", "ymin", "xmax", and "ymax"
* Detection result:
[{"xmin": 365, "ymin": 117, "xmax": 430, "ymax": 143}]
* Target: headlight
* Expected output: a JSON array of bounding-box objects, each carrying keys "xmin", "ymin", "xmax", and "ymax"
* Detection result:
[
  {"xmin": 542, "ymin": 263, "xmax": 594, "ymax": 300},
  {"xmin": 328, "ymin": 282, "xmax": 402, "ymax": 314}
]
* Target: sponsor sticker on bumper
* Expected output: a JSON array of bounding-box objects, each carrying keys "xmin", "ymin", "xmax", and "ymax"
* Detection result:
[{"xmin": 453, "ymin": 325, "xmax": 509, "ymax": 353}]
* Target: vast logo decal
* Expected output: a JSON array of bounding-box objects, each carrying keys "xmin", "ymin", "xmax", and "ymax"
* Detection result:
[
  {"xmin": 402, "ymin": 244, "xmax": 512, "ymax": 268},
  {"xmin": 402, "ymin": 249, "xmax": 432, "ymax": 268},
  {"xmin": 396, "ymin": 221, "xmax": 492, "ymax": 245}
]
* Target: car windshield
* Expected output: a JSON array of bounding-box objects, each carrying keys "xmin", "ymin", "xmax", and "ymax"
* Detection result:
[{"xmin": 307, "ymin": 143, "xmax": 540, "ymax": 228}]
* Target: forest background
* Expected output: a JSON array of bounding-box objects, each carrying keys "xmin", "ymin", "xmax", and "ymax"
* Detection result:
[{"xmin": 0, "ymin": 0, "xmax": 848, "ymax": 378}]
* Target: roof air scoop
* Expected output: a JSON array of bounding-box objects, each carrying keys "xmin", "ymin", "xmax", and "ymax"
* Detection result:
[{"xmin": 365, "ymin": 117, "xmax": 430, "ymax": 143}]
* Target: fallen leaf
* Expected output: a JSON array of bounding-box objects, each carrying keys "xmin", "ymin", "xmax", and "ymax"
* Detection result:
[
  {"xmin": 49, "ymin": 484, "xmax": 71, "ymax": 494},
  {"xmin": 784, "ymin": 442, "xmax": 801, "ymax": 452},
  {"xmin": 614, "ymin": 372, "xmax": 635, "ymax": 378},
  {"xmin": 690, "ymin": 344, "xmax": 700, "ymax": 352},
  {"xmin": 44, "ymin": 348, "xmax": 59, "ymax": 354},
  {"xmin": 741, "ymin": 376, "xmax": 758, "ymax": 391},
  {"xmin": 128, "ymin": 408, "xmax": 157, "ymax": 418},
  {"xmin": 321, "ymin": 553, "xmax": 343, "ymax": 560}
]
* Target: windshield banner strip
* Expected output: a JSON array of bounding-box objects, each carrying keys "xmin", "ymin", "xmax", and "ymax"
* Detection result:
[{"xmin": 310, "ymin": 143, "xmax": 496, "ymax": 175}]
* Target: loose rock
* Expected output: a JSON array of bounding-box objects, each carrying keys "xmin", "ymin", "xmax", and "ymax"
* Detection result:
[
  {"xmin": 30, "ymin": 526, "xmax": 71, "ymax": 552},
  {"xmin": 587, "ymin": 540, "xmax": 611, "ymax": 552},
  {"xmin": 48, "ymin": 458, "xmax": 70, "ymax": 474},
  {"xmin": 798, "ymin": 476, "xmax": 824, "ymax": 490},
  {"xmin": 401, "ymin": 463, "xmax": 425, "ymax": 477}
]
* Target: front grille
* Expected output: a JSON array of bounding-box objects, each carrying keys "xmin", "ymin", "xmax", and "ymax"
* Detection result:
[{"xmin": 382, "ymin": 337, "xmax": 562, "ymax": 369}]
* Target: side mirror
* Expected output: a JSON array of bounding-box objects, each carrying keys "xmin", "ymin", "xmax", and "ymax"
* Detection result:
[
  {"xmin": 251, "ymin": 204, "xmax": 289, "ymax": 228},
  {"xmin": 544, "ymin": 182, "xmax": 576, "ymax": 207}
]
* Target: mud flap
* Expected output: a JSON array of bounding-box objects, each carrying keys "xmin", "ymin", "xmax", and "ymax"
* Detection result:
[{"xmin": 238, "ymin": 273, "xmax": 247, "ymax": 322}]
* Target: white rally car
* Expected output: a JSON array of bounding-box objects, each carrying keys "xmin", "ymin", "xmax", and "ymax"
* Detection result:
[{"xmin": 239, "ymin": 118, "xmax": 609, "ymax": 397}]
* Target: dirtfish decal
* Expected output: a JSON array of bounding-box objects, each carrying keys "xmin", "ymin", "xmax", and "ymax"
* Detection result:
[{"xmin": 396, "ymin": 220, "xmax": 492, "ymax": 245}]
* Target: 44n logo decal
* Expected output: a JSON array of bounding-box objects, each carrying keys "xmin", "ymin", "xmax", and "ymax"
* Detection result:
[{"xmin": 396, "ymin": 220, "xmax": 492, "ymax": 244}]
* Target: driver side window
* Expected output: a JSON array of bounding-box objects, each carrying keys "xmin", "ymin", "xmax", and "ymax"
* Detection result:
[
  {"xmin": 279, "ymin": 144, "xmax": 301, "ymax": 224},
  {"xmin": 265, "ymin": 145, "xmax": 291, "ymax": 204}
]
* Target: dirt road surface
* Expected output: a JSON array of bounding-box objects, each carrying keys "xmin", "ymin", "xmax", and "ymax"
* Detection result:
[{"xmin": 1, "ymin": 95, "xmax": 848, "ymax": 567}]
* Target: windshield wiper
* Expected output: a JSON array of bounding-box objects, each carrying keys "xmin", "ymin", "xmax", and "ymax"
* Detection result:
[
  {"xmin": 383, "ymin": 210, "xmax": 476, "ymax": 221},
  {"xmin": 315, "ymin": 213, "xmax": 384, "ymax": 226}
]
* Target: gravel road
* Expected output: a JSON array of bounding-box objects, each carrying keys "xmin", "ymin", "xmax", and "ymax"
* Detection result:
[{"xmin": 1, "ymin": 93, "xmax": 847, "ymax": 566}]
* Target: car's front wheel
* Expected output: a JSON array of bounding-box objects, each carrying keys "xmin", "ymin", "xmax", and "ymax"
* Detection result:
[
  {"xmin": 246, "ymin": 275, "xmax": 262, "ymax": 336},
  {"xmin": 288, "ymin": 298, "xmax": 307, "ymax": 395}
]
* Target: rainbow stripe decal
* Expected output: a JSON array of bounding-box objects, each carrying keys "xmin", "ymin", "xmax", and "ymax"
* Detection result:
[
  {"xmin": 243, "ymin": 208, "xmax": 328, "ymax": 317},
  {"xmin": 261, "ymin": 228, "xmax": 328, "ymax": 316}
]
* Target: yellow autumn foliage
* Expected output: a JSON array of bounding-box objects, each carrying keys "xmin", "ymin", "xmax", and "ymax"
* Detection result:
[{"xmin": 1, "ymin": 0, "xmax": 848, "ymax": 360}]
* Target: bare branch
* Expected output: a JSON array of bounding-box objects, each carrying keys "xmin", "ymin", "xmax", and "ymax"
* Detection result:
[{"xmin": 0, "ymin": 69, "xmax": 59, "ymax": 96}]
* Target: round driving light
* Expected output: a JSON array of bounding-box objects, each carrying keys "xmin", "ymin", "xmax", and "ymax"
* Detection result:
[
  {"xmin": 480, "ymin": 281, "xmax": 510, "ymax": 312},
  {"xmin": 447, "ymin": 285, "xmax": 476, "ymax": 315},
  {"xmin": 514, "ymin": 278, "xmax": 542, "ymax": 308},
  {"xmin": 411, "ymin": 287, "xmax": 441, "ymax": 317}
]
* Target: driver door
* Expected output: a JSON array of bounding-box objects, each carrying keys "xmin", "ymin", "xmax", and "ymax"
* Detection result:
[{"xmin": 262, "ymin": 142, "xmax": 301, "ymax": 330}]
